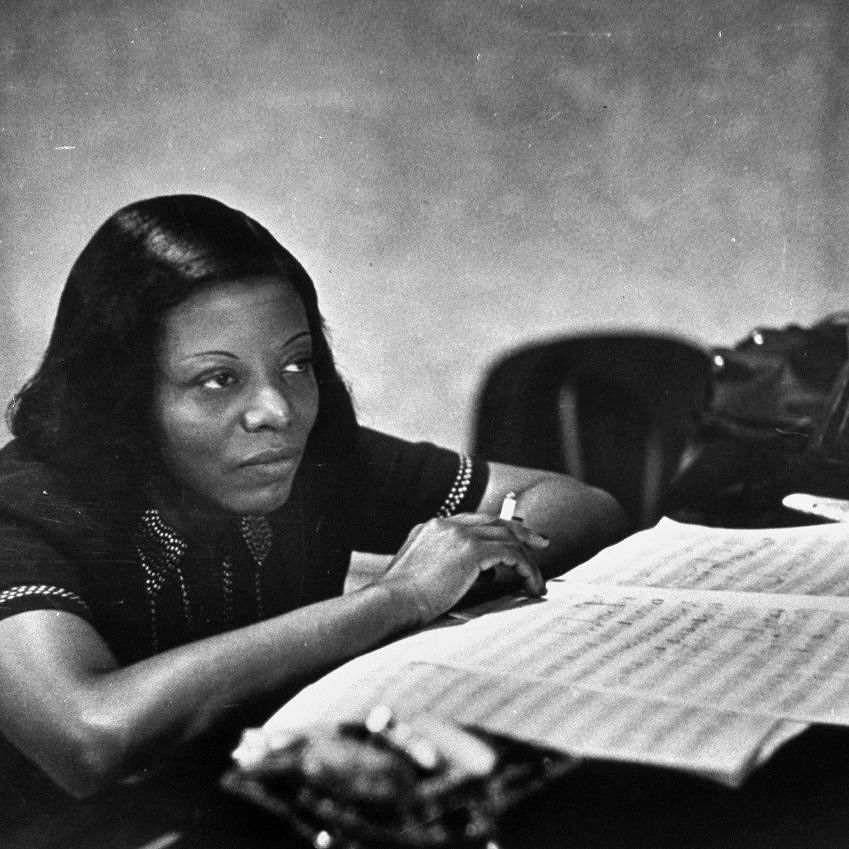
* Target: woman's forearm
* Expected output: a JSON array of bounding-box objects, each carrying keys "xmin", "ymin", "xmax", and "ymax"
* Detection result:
[
  {"xmin": 0, "ymin": 582, "xmax": 422, "ymax": 797},
  {"xmin": 112, "ymin": 582, "xmax": 421, "ymax": 735}
]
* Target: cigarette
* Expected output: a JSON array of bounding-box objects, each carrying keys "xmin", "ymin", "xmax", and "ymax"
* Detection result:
[{"xmin": 499, "ymin": 491, "xmax": 518, "ymax": 521}]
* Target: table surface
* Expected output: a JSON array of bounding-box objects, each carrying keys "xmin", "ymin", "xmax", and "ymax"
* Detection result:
[{"xmin": 7, "ymin": 723, "xmax": 849, "ymax": 849}]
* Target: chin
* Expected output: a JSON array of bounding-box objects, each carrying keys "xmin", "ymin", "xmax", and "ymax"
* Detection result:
[{"xmin": 225, "ymin": 483, "xmax": 293, "ymax": 516}]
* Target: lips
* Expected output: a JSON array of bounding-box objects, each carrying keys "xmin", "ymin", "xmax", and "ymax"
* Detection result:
[{"xmin": 240, "ymin": 447, "xmax": 302, "ymax": 468}]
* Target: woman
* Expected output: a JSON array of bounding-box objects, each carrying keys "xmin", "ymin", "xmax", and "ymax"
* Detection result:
[{"xmin": 0, "ymin": 195, "xmax": 626, "ymax": 805}]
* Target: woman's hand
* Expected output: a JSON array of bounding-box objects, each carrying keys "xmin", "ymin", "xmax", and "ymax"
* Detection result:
[
  {"xmin": 476, "ymin": 465, "xmax": 629, "ymax": 580},
  {"xmin": 376, "ymin": 513, "xmax": 549, "ymax": 625}
]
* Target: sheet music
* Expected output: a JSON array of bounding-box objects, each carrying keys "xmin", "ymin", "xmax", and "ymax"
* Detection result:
[
  {"xmin": 565, "ymin": 517, "xmax": 849, "ymax": 596},
  {"xmin": 267, "ymin": 654, "xmax": 803, "ymax": 787},
  {"xmin": 424, "ymin": 581, "xmax": 849, "ymax": 726},
  {"xmin": 266, "ymin": 518, "xmax": 849, "ymax": 785},
  {"xmin": 266, "ymin": 583, "xmax": 811, "ymax": 784}
]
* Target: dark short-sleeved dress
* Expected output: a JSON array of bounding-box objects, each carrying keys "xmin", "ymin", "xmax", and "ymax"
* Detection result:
[{"xmin": 0, "ymin": 426, "xmax": 488, "ymax": 822}]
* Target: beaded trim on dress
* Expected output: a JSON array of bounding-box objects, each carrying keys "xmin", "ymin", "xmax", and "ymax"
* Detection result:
[
  {"xmin": 135, "ymin": 508, "xmax": 191, "ymax": 651},
  {"xmin": 0, "ymin": 584, "xmax": 90, "ymax": 614},
  {"xmin": 134, "ymin": 509, "xmax": 273, "ymax": 651},
  {"xmin": 436, "ymin": 455, "xmax": 474, "ymax": 517}
]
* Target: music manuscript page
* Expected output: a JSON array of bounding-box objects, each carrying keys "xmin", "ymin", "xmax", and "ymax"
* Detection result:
[{"xmin": 267, "ymin": 519, "xmax": 849, "ymax": 786}]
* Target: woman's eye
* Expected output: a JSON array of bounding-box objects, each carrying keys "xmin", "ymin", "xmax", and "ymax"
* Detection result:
[
  {"xmin": 199, "ymin": 372, "xmax": 237, "ymax": 390},
  {"xmin": 282, "ymin": 357, "xmax": 313, "ymax": 375}
]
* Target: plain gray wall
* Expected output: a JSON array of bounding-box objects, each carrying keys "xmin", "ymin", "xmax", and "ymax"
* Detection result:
[{"xmin": 3, "ymin": 0, "xmax": 849, "ymax": 451}]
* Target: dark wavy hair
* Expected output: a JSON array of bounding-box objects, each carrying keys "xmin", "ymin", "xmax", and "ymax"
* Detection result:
[{"xmin": 7, "ymin": 194, "xmax": 357, "ymax": 505}]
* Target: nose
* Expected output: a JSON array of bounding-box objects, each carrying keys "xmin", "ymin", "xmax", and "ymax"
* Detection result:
[{"xmin": 242, "ymin": 384, "xmax": 293, "ymax": 432}]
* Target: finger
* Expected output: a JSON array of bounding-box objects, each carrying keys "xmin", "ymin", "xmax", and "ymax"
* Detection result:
[
  {"xmin": 510, "ymin": 557, "xmax": 547, "ymax": 597},
  {"xmin": 440, "ymin": 513, "xmax": 549, "ymax": 549},
  {"xmin": 484, "ymin": 548, "xmax": 546, "ymax": 597},
  {"xmin": 512, "ymin": 524, "xmax": 550, "ymax": 549},
  {"xmin": 446, "ymin": 512, "xmax": 499, "ymax": 527},
  {"xmin": 470, "ymin": 522, "xmax": 550, "ymax": 549}
]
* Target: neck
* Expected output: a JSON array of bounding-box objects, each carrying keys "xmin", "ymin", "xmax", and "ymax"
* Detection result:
[{"xmin": 149, "ymin": 481, "xmax": 231, "ymax": 552}]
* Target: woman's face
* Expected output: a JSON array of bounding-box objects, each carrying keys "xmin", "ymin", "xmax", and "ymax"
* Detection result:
[{"xmin": 153, "ymin": 276, "xmax": 319, "ymax": 515}]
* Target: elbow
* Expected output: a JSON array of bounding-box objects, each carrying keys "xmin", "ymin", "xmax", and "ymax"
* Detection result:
[
  {"xmin": 559, "ymin": 484, "xmax": 628, "ymax": 567},
  {"xmin": 65, "ymin": 735, "xmax": 129, "ymax": 799},
  {"xmin": 39, "ymin": 714, "xmax": 134, "ymax": 799},
  {"xmin": 593, "ymin": 487, "xmax": 630, "ymax": 544}
]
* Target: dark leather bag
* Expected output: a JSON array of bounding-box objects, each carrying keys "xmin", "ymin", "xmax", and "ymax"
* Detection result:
[{"xmin": 666, "ymin": 314, "xmax": 849, "ymax": 526}]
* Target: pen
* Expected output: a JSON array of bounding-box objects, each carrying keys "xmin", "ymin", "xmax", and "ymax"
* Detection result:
[{"xmin": 499, "ymin": 491, "xmax": 518, "ymax": 521}]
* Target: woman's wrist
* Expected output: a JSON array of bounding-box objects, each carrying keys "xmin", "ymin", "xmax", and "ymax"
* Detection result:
[{"xmin": 363, "ymin": 577, "xmax": 432, "ymax": 632}]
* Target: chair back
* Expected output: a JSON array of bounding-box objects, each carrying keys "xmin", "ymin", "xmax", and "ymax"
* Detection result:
[{"xmin": 471, "ymin": 333, "xmax": 712, "ymax": 530}]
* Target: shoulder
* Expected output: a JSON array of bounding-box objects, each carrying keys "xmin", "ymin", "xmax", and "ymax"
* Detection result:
[
  {"xmin": 0, "ymin": 441, "xmax": 106, "ymax": 629},
  {"xmin": 351, "ymin": 426, "xmax": 488, "ymax": 516},
  {"xmin": 0, "ymin": 439, "xmax": 108, "ymax": 546},
  {"xmin": 353, "ymin": 426, "xmax": 466, "ymax": 465},
  {"xmin": 352, "ymin": 426, "xmax": 466, "ymax": 479},
  {"xmin": 338, "ymin": 427, "xmax": 489, "ymax": 553}
]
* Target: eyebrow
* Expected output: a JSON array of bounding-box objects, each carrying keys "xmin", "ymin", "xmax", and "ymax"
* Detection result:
[
  {"xmin": 275, "ymin": 331, "xmax": 313, "ymax": 351},
  {"xmin": 176, "ymin": 331, "xmax": 313, "ymax": 364}
]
